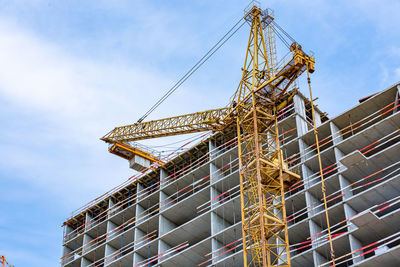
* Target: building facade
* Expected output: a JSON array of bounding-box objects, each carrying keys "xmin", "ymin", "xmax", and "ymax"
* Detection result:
[{"xmin": 61, "ymin": 83, "xmax": 400, "ymax": 266}]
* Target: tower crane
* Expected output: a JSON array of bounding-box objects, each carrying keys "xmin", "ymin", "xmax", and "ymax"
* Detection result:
[
  {"xmin": 102, "ymin": 5, "xmax": 316, "ymax": 267},
  {"xmin": 0, "ymin": 255, "xmax": 8, "ymax": 267}
]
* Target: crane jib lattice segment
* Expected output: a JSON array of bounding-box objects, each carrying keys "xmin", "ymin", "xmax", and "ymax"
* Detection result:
[
  {"xmin": 101, "ymin": 107, "xmax": 232, "ymax": 143},
  {"xmin": 102, "ymin": 5, "xmax": 315, "ymax": 267}
]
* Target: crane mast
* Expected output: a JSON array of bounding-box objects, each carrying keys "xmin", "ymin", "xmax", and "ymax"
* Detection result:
[
  {"xmin": 236, "ymin": 7, "xmax": 303, "ymax": 266},
  {"xmin": 102, "ymin": 4, "xmax": 315, "ymax": 266}
]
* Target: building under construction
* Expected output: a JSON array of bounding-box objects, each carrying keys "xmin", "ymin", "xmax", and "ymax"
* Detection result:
[{"xmin": 61, "ymin": 4, "xmax": 400, "ymax": 267}]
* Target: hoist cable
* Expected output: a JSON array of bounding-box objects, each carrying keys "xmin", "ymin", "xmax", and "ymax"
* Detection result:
[
  {"xmin": 272, "ymin": 20, "xmax": 296, "ymax": 44},
  {"xmin": 271, "ymin": 25, "xmax": 291, "ymax": 49},
  {"xmin": 137, "ymin": 17, "xmax": 246, "ymax": 123}
]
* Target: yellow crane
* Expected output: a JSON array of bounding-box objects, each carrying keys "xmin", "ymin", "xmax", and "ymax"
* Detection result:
[
  {"xmin": 102, "ymin": 5, "xmax": 316, "ymax": 267},
  {"xmin": 0, "ymin": 255, "xmax": 8, "ymax": 267}
]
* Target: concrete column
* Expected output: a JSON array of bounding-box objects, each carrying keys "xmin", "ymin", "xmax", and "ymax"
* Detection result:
[
  {"xmin": 301, "ymin": 164, "xmax": 316, "ymax": 189},
  {"xmin": 136, "ymin": 183, "xmax": 146, "ymax": 202},
  {"xmin": 343, "ymin": 204, "xmax": 357, "ymax": 231},
  {"xmin": 82, "ymin": 233, "xmax": 93, "ymax": 249},
  {"xmin": 211, "ymin": 212, "xmax": 230, "ymax": 235},
  {"xmin": 309, "ymin": 220, "xmax": 323, "ymax": 248},
  {"xmin": 211, "ymin": 238, "xmax": 231, "ymax": 264},
  {"xmin": 333, "ymin": 147, "xmax": 345, "ymax": 170},
  {"xmin": 158, "ymin": 239, "xmax": 173, "ymax": 262},
  {"xmin": 160, "ymin": 190, "xmax": 174, "ymax": 212},
  {"xmin": 314, "ymin": 109, "xmax": 322, "ymax": 127},
  {"xmin": 135, "ymin": 204, "xmax": 146, "ymax": 224},
  {"xmin": 211, "ymin": 212, "xmax": 231, "ymax": 264},
  {"xmin": 106, "ymin": 220, "xmax": 118, "ymax": 240},
  {"xmin": 349, "ymin": 234, "xmax": 365, "ymax": 263},
  {"xmin": 105, "ymin": 243, "xmax": 118, "ymax": 264},
  {"xmin": 294, "ymin": 94, "xmax": 306, "ymax": 118},
  {"xmin": 294, "ymin": 94, "xmax": 309, "ymax": 136},
  {"xmin": 209, "ymin": 135, "xmax": 225, "ymax": 252},
  {"xmin": 62, "ymin": 225, "xmax": 75, "ymax": 264},
  {"xmin": 134, "ymin": 227, "xmax": 158, "ymax": 264},
  {"xmin": 81, "ymin": 257, "xmax": 93, "ymax": 267},
  {"xmin": 394, "ymin": 85, "xmax": 400, "ymax": 114},
  {"xmin": 160, "ymin": 168, "xmax": 168, "ymax": 189},
  {"xmin": 333, "ymin": 145, "xmax": 353, "ymax": 204},
  {"xmin": 210, "ymin": 186, "xmax": 221, "ymax": 209},
  {"xmin": 209, "ymin": 139, "xmax": 217, "ymax": 160},
  {"xmin": 133, "ymin": 252, "xmax": 145, "ymax": 266},
  {"xmin": 135, "ymin": 182, "xmax": 148, "ymax": 226},
  {"xmin": 305, "ymin": 192, "xmax": 323, "ymax": 217},
  {"xmin": 159, "ymin": 215, "xmax": 177, "ymax": 236},
  {"xmin": 340, "ymin": 202, "xmax": 364, "ymax": 265},
  {"xmin": 83, "ymin": 212, "xmax": 95, "ymax": 253},
  {"xmin": 157, "ymin": 168, "xmax": 173, "ymax": 265},
  {"xmin": 210, "ymin": 162, "xmax": 224, "ymax": 184},
  {"xmin": 108, "ymin": 198, "xmax": 117, "ymax": 219},
  {"xmin": 299, "ymin": 138, "xmax": 315, "ymax": 162},
  {"xmin": 85, "ymin": 212, "xmax": 94, "ymax": 231},
  {"xmin": 62, "ymin": 246, "xmax": 73, "ymax": 265},
  {"xmin": 63, "ymin": 225, "xmax": 74, "ymax": 240},
  {"xmin": 134, "ymin": 228, "xmax": 146, "ymax": 250},
  {"xmin": 339, "ymin": 175, "xmax": 353, "ymax": 200},
  {"xmin": 330, "ymin": 122, "xmax": 343, "ymax": 146},
  {"xmin": 297, "ymin": 95, "xmax": 326, "ymax": 265},
  {"xmin": 312, "ymin": 251, "xmax": 328, "ymax": 266}
]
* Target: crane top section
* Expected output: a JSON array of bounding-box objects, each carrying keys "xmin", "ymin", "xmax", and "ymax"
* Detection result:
[{"xmin": 244, "ymin": 4, "xmax": 274, "ymax": 29}]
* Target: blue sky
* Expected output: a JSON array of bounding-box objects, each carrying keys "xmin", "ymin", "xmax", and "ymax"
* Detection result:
[{"xmin": 0, "ymin": 0, "xmax": 399, "ymax": 266}]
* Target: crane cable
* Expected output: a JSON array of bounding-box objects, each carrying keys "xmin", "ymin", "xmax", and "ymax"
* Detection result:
[
  {"xmin": 137, "ymin": 16, "xmax": 246, "ymax": 123},
  {"xmin": 271, "ymin": 26, "xmax": 291, "ymax": 49},
  {"xmin": 272, "ymin": 21, "xmax": 296, "ymax": 44},
  {"xmin": 269, "ymin": 20, "xmax": 297, "ymax": 49}
]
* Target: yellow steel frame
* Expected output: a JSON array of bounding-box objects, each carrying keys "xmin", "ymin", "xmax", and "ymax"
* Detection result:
[
  {"xmin": 102, "ymin": 5, "xmax": 316, "ymax": 266},
  {"xmin": 237, "ymin": 7, "xmax": 288, "ymax": 266},
  {"xmin": 234, "ymin": 7, "xmax": 315, "ymax": 266},
  {"xmin": 101, "ymin": 107, "xmax": 231, "ymax": 143}
]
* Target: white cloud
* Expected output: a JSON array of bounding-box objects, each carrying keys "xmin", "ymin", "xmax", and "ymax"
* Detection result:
[
  {"xmin": 0, "ymin": 15, "xmax": 221, "ymax": 138},
  {"xmin": 0, "ymin": 17, "xmax": 173, "ymax": 203},
  {"xmin": 0, "ymin": 16, "xmax": 201, "ymax": 149},
  {"xmin": 0, "ymin": 18, "xmax": 162, "ymax": 127},
  {"xmin": 0, "ymin": 14, "xmax": 227, "ymax": 212},
  {"xmin": 0, "ymin": 21, "xmax": 105, "ymax": 121}
]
